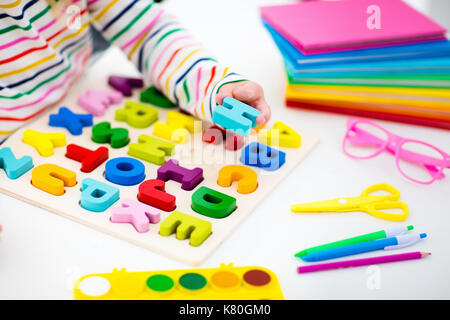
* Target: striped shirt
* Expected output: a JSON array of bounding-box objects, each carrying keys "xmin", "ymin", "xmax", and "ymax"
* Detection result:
[{"xmin": 0, "ymin": 0, "xmax": 245, "ymax": 139}]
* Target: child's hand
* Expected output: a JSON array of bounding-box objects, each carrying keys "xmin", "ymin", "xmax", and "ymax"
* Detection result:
[{"xmin": 216, "ymin": 81, "xmax": 271, "ymax": 125}]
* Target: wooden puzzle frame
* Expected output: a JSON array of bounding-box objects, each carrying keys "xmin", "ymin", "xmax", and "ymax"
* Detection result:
[{"xmin": 0, "ymin": 48, "xmax": 319, "ymax": 265}]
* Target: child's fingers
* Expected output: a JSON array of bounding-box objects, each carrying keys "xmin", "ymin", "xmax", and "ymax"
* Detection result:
[
  {"xmin": 231, "ymin": 81, "xmax": 261, "ymax": 102},
  {"xmin": 215, "ymin": 85, "xmax": 234, "ymax": 105},
  {"xmin": 216, "ymin": 81, "xmax": 271, "ymax": 125},
  {"xmin": 254, "ymin": 99, "xmax": 271, "ymax": 125},
  {"xmin": 231, "ymin": 82, "xmax": 271, "ymax": 124}
]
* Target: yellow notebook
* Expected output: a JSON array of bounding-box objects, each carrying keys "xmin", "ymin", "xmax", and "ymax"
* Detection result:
[
  {"xmin": 286, "ymin": 85, "xmax": 450, "ymax": 120},
  {"xmin": 289, "ymin": 83, "xmax": 450, "ymax": 99}
]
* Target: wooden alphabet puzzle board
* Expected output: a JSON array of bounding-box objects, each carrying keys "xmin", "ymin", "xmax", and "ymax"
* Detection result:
[{"xmin": 0, "ymin": 48, "xmax": 319, "ymax": 265}]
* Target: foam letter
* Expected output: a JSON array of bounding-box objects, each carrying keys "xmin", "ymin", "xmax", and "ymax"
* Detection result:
[
  {"xmin": 212, "ymin": 97, "xmax": 260, "ymax": 136},
  {"xmin": 202, "ymin": 125, "xmax": 245, "ymax": 150},
  {"xmin": 217, "ymin": 164, "xmax": 258, "ymax": 194},
  {"xmin": 159, "ymin": 211, "xmax": 212, "ymax": 246},
  {"xmin": 0, "ymin": 147, "xmax": 33, "ymax": 179},
  {"xmin": 128, "ymin": 134, "xmax": 174, "ymax": 165},
  {"xmin": 111, "ymin": 198, "xmax": 160, "ymax": 233},
  {"xmin": 91, "ymin": 122, "xmax": 129, "ymax": 148},
  {"xmin": 153, "ymin": 122, "xmax": 189, "ymax": 144},
  {"xmin": 140, "ymin": 86, "xmax": 175, "ymax": 108},
  {"xmin": 31, "ymin": 164, "xmax": 76, "ymax": 195},
  {"xmin": 105, "ymin": 157, "xmax": 146, "ymax": 186},
  {"xmin": 66, "ymin": 144, "xmax": 109, "ymax": 173},
  {"xmin": 108, "ymin": 76, "xmax": 143, "ymax": 97},
  {"xmin": 157, "ymin": 159, "xmax": 203, "ymax": 191},
  {"xmin": 80, "ymin": 178, "xmax": 119, "ymax": 212},
  {"xmin": 77, "ymin": 90, "xmax": 122, "ymax": 116},
  {"xmin": 202, "ymin": 125, "xmax": 224, "ymax": 145},
  {"xmin": 49, "ymin": 107, "xmax": 93, "ymax": 135},
  {"xmin": 152, "ymin": 111, "xmax": 200, "ymax": 144},
  {"xmin": 115, "ymin": 101, "xmax": 158, "ymax": 128},
  {"xmin": 166, "ymin": 111, "xmax": 200, "ymax": 134},
  {"xmin": 137, "ymin": 179, "xmax": 176, "ymax": 212},
  {"xmin": 191, "ymin": 186, "xmax": 236, "ymax": 218},
  {"xmin": 23, "ymin": 129, "xmax": 66, "ymax": 157},
  {"xmin": 258, "ymin": 121, "xmax": 301, "ymax": 148},
  {"xmin": 240, "ymin": 142, "xmax": 286, "ymax": 171}
]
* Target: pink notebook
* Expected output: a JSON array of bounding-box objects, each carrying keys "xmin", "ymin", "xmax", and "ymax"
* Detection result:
[{"xmin": 260, "ymin": 0, "xmax": 447, "ymax": 55}]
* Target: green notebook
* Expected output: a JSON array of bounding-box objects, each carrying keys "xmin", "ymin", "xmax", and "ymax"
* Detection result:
[{"xmin": 287, "ymin": 71, "xmax": 450, "ymax": 88}]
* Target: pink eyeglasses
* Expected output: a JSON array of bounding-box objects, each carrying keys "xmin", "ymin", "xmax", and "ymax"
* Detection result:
[{"xmin": 343, "ymin": 118, "xmax": 450, "ymax": 184}]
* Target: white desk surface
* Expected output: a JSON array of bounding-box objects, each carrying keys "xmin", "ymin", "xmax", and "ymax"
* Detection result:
[{"xmin": 1, "ymin": 0, "xmax": 449, "ymax": 299}]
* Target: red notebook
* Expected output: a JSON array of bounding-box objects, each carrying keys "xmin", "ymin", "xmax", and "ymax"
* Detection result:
[
  {"xmin": 260, "ymin": 0, "xmax": 446, "ymax": 55},
  {"xmin": 286, "ymin": 100, "xmax": 450, "ymax": 130}
]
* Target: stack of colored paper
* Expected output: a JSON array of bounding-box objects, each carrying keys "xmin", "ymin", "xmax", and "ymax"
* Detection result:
[{"xmin": 261, "ymin": 0, "xmax": 450, "ymax": 129}]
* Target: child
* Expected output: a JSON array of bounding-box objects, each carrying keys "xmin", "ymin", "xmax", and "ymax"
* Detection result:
[{"xmin": 0, "ymin": 0, "xmax": 271, "ymax": 141}]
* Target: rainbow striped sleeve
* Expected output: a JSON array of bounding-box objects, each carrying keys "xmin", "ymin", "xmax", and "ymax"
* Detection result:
[
  {"xmin": 0, "ymin": 0, "xmax": 93, "ymax": 140},
  {"xmin": 0, "ymin": 0, "xmax": 247, "ymax": 141},
  {"xmin": 88, "ymin": 0, "xmax": 247, "ymax": 122}
]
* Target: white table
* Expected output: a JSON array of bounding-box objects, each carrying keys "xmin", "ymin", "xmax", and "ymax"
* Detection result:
[{"xmin": 1, "ymin": 0, "xmax": 449, "ymax": 299}]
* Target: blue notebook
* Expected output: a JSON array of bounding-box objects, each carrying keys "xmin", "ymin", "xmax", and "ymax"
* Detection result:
[
  {"xmin": 264, "ymin": 20, "xmax": 450, "ymax": 68},
  {"xmin": 283, "ymin": 53, "xmax": 450, "ymax": 78},
  {"xmin": 273, "ymin": 34, "xmax": 450, "ymax": 78}
]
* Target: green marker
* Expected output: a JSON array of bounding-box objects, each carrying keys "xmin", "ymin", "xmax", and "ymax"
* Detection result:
[{"xmin": 295, "ymin": 226, "xmax": 414, "ymax": 258}]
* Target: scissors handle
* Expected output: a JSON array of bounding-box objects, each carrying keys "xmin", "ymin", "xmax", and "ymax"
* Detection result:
[
  {"xmin": 360, "ymin": 183, "xmax": 401, "ymax": 200},
  {"xmin": 363, "ymin": 201, "xmax": 409, "ymax": 221}
]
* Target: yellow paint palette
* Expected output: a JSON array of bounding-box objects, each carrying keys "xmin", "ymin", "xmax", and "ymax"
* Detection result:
[{"xmin": 73, "ymin": 264, "xmax": 284, "ymax": 300}]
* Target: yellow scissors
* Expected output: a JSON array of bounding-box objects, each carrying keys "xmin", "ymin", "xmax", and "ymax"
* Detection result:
[{"xmin": 291, "ymin": 183, "xmax": 409, "ymax": 221}]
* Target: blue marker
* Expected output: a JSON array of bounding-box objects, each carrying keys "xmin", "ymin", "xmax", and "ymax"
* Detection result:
[{"xmin": 302, "ymin": 233, "xmax": 427, "ymax": 262}]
